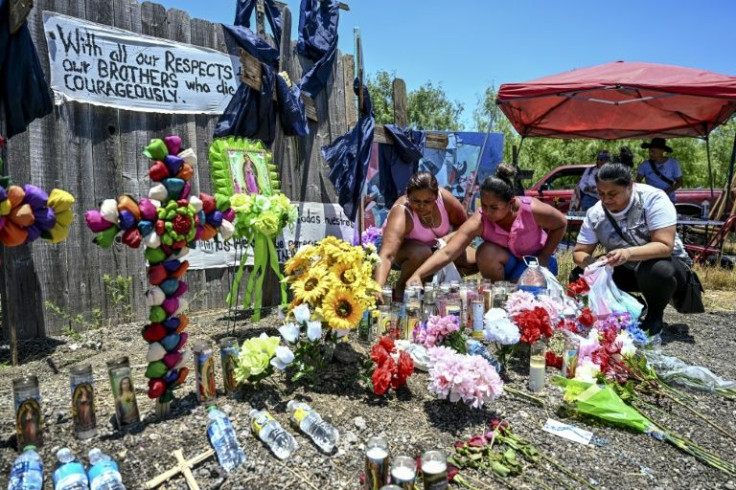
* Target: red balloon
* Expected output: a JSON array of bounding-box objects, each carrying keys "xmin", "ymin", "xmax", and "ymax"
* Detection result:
[
  {"xmin": 148, "ymin": 378, "xmax": 166, "ymax": 399},
  {"xmin": 142, "ymin": 323, "xmax": 166, "ymax": 342}
]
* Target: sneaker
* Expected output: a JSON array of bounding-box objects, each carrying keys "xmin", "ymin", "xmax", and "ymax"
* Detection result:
[{"xmin": 640, "ymin": 317, "xmax": 664, "ymax": 336}]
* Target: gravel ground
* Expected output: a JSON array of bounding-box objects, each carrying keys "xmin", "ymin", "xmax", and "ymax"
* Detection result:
[{"xmin": 1, "ymin": 304, "xmax": 735, "ymax": 490}]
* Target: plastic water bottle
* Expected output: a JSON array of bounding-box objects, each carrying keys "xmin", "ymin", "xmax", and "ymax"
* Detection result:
[
  {"xmin": 466, "ymin": 339, "xmax": 503, "ymax": 374},
  {"xmin": 249, "ymin": 409, "xmax": 298, "ymax": 460},
  {"xmin": 517, "ymin": 259, "xmax": 547, "ymax": 297},
  {"xmin": 8, "ymin": 446, "xmax": 43, "ymax": 490},
  {"xmin": 286, "ymin": 401, "xmax": 339, "ymax": 453},
  {"xmin": 206, "ymin": 406, "xmax": 246, "ymax": 472},
  {"xmin": 87, "ymin": 449, "xmax": 125, "ymax": 490},
  {"xmin": 53, "ymin": 448, "xmax": 89, "ymax": 490}
]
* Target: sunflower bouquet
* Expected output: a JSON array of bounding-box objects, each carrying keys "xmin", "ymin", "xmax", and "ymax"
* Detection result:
[{"xmin": 284, "ymin": 236, "xmax": 380, "ymax": 331}]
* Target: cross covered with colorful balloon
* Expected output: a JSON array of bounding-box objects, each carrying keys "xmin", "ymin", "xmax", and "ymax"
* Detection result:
[
  {"xmin": 0, "ymin": 184, "xmax": 74, "ymax": 246},
  {"xmin": 85, "ymin": 135, "xmax": 234, "ymax": 404}
]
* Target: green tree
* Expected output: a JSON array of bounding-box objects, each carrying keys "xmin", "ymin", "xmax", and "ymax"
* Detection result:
[{"xmin": 366, "ymin": 70, "xmax": 464, "ymax": 131}]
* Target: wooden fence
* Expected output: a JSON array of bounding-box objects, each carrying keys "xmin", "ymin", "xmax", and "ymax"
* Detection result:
[{"xmin": 1, "ymin": 0, "xmax": 355, "ymax": 339}]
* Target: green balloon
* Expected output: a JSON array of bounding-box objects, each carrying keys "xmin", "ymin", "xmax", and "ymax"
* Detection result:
[
  {"xmin": 93, "ymin": 226, "xmax": 119, "ymax": 248},
  {"xmin": 143, "ymin": 139, "xmax": 167, "ymax": 161},
  {"xmin": 145, "ymin": 247, "xmax": 167, "ymax": 264},
  {"xmin": 145, "ymin": 360, "xmax": 168, "ymax": 379},
  {"xmin": 149, "ymin": 306, "xmax": 166, "ymax": 323}
]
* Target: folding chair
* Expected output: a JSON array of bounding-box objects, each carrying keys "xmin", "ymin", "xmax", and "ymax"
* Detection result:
[{"xmin": 684, "ymin": 214, "xmax": 736, "ymax": 264}]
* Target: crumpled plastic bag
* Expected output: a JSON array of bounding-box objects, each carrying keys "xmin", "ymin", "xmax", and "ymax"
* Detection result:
[
  {"xmin": 432, "ymin": 239, "xmax": 462, "ymax": 284},
  {"xmin": 644, "ymin": 350, "xmax": 736, "ymax": 393},
  {"xmin": 583, "ymin": 262, "xmax": 643, "ymax": 319},
  {"xmin": 395, "ymin": 340, "xmax": 429, "ymax": 372}
]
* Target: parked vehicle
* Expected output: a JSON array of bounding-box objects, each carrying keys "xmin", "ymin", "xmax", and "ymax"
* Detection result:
[{"xmin": 524, "ymin": 165, "xmax": 722, "ymax": 216}]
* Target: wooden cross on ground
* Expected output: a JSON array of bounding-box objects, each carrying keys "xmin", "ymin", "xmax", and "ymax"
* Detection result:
[{"xmin": 143, "ymin": 448, "xmax": 215, "ymax": 490}]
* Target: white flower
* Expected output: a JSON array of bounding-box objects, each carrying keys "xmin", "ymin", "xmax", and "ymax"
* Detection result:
[
  {"xmin": 614, "ymin": 331, "xmax": 637, "ymax": 356},
  {"xmin": 293, "ymin": 304, "xmax": 311, "ymax": 324},
  {"xmin": 307, "ymin": 321, "xmax": 322, "ymax": 342},
  {"xmin": 278, "ymin": 323, "xmax": 300, "ymax": 344},
  {"xmin": 574, "ymin": 359, "xmax": 601, "ymax": 383},
  {"xmin": 484, "ymin": 317, "xmax": 520, "ymax": 345},
  {"xmin": 270, "ymin": 346, "xmax": 295, "ymax": 371},
  {"xmin": 484, "ymin": 308, "xmax": 507, "ymax": 323}
]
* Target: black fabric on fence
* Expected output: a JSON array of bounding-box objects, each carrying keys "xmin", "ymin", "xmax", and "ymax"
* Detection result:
[
  {"xmin": 0, "ymin": 0, "xmax": 52, "ymax": 138},
  {"xmin": 235, "ymin": 0, "xmax": 283, "ymax": 48},
  {"xmin": 275, "ymin": 75, "xmax": 309, "ymax": 138},
  {"xmin": 296, "ymin": 0, "xmax": 339, "ymax": 98},
  {"xmin": 322, "ymin": 79, "xmax": 374, "ymax": 222},
  {"xmin": 378, "ymin": 125, "xmax": 426, "ymax": 208}
]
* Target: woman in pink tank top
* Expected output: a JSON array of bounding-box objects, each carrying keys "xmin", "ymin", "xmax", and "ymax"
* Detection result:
[
  {"xmin": 407, "ymin": 164, "xmax": 567, "ymax": 285},
  {"xmin": 376, "ymin": 172, "xmax": 474, "ymax": 300}
]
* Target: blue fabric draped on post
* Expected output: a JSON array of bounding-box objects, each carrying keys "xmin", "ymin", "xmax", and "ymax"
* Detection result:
[
  {"xmin": 296, "ymin": 0, "xmax": 339, "ymax": 98},
  {"xmin": 322, "ymin": 79, "xmax": 375, "ymax": 222},
  {"xmin": 0, "ymin": 0, "xmax": 52, "ymax": 138},
  {"xmin": 378, "ymin": 125, "xmax": 426, "ymax": 208}
]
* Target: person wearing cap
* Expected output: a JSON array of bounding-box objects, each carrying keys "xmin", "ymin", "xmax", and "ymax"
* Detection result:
[
  {"xmin": 574, "ymin": 150, "xmax": 611, "ymax": 211},
  {"xmin": 635, "ymin": 138, "xmax": 683, "ymax": 203}
]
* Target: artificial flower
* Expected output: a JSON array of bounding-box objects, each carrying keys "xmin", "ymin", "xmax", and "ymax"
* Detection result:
[
  {"xmin": 484, "ymin": 315, "xmax": 520, "ymax": 346},
  {"xmin": 567, "ymin": 278, "xmax": 590, "ymax": 297},
  {"xmin": 574, "ymin": 358, "xmax": 601, "ymax": 383},
  {"xmin": 427, "ymin": 346, "xmax": 504, "ymax": 408},
  {"xmin": 235, "ymin": 333, "xmax": 280, "ymax": 382},
  {"xmin": 270, "ymin": 346, "xmax": 295, "ymax": 371},
  {"xmin": 278, "ymin": 323, "xmax": 300, "ymax": 344},
  {"xmin": 546, "ymin": 351, "xmax": 563, "ymax": 369},
  {"xmin": 293, "ymin": 303, "xmax": 311, "ymax": 324},
  {"xmin": 577, "ymin": 307, "xmax": 596, "ymax": 328},
  {"xmin": 291, "ymin": 265, "xmax": 331, "ymax": 304},
  {"xmin": 614, "ymin": 330, "xmax": 636, "ymax": 356},
  {"xmin": 306, "ymin": 320, "xmax": 322, "ymax": 342},
  {"xmin": 319, "ymin": 288, "xmax": 363, "ymax": 330}
]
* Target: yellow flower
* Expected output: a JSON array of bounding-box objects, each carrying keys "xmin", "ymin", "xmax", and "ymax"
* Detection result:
[
  {"xmin": 284, "ymin": 248, "xmax": 314, "ymax": 277},
  {"xmin": 318, "ymin": 288, "xmax": 364, "ymax": 330},
  {"xmin": 291, "ymin": 265, "xmax": 331, "ymax": 304},
  {"xmin": 330, "ymin": 261, "xmax": 358, "ymax": 286}
]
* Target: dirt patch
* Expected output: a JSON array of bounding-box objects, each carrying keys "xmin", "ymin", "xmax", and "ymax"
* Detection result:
[{"xmin": 1, "ymin": 306, "xmax": 735, "ymax": 489}]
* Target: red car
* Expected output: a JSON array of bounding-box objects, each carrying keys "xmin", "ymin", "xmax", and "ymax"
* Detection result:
[{"xmin": 525, "ymin": 165, "xmax": 722, "ymax": 216}]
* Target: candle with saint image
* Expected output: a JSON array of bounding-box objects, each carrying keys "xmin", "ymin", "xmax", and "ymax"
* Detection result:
[
  {"xmin": 390, "ymin": 455, "xmax": 416, "ymax": 489},
  {"xmin": 364, "ymin": 436, "xmax": 390, "ymax": 490},
  {"xmin": 421, "ymin": 450, "xmax": 448, "ymax": 490}
]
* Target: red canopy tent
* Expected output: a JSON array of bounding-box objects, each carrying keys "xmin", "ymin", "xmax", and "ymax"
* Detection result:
[
  {"xmin": 496, "ymin": 60, "xmax": 736, "ymax": 213},
  {"xmin": 496, "ymin": 60, "xmax": 736, "ymax": 140}
]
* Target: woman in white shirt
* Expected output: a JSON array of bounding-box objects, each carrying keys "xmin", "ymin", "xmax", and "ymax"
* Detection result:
[{"xmin": 572, "ymin": 163, "xmax": 690, "ymax": 335}]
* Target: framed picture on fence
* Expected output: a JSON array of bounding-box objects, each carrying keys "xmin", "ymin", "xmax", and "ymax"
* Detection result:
[{"xmin": 209, "ymin": 137, "xmax": 276, "ymax": 197}]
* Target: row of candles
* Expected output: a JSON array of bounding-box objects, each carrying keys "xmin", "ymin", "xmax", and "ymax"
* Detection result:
[
  {"xmin": 11, "ymin": 337, "xmax": 240, "ymax": 451},
  {"xmin": 365, "ymin": 435, "xmax": 448, "ymax": 490}
]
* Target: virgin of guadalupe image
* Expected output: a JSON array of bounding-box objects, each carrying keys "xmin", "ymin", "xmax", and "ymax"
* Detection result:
[
  {"xmin": 17, "ymin": 399, "xmax": 42, "ymax": 447},
  {"xmin": 73, "ymin": 383, "xmax": 96, "ymax": 429},
  {"xmin": 199, "ymin": 356, "xmax": 217, "ymax": 399}
]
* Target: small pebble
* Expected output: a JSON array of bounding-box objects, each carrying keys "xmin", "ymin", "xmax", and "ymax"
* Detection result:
[{"xmin": 353, "ymin": 416, "xmax": 366, "ymax": 431}]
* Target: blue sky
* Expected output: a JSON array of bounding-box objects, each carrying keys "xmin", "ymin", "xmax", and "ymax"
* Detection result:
[{"xmin": 156, "ymin": 0, "xmax": 736, "ymax": 128}]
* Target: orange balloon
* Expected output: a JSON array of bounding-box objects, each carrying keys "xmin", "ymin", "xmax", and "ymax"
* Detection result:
[
  {"xmin": 177, "ymin": 163, "xmax": 194, "ymax": 181},
  {"xmin": 175, "ymin": 315, "xmax": 189, "ymax": 333},
  {"xmin": 176, "ymin": 367, "xmax": 189, "ymax": 385},
  {"xmin": 9, "ymin": 203, "xmax": 35, "ymax": 227},
  {"xmin": 199, "ymin": 223, "xmax": 217, "ymax": 241},
  {"xmin": 117, "ymin": 195, "xmax": 141, "ymax": 221},
  {"xmin": 7, "ymin": 186, "xmax": 25, "ymax": 208},
  {"xmin": 170, "ymin": 261, "xmax": 190, "ymax": 279},
  {"xmin": 0, "ymin": 221, "xmax": 28, "ymax": 246}
]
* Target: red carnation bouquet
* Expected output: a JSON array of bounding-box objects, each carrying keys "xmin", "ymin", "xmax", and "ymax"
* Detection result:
[
  {"xmin": 370, "ymin": 335, "xmax": 414, "ymax": 395},
  {"xmin": 513, "ymin": 306, "xmax": 553, "ymax": 345}
]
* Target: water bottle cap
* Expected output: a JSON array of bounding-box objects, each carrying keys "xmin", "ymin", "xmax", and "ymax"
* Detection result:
[
  {"xmin": 23, "ymin": 445, "xmax": 36, "ymax": 451},
  {"xmin": 286, "ymin": 400, "xmax": 295, "ymax": 410},
  {"xmin": 248, "ymin": 409, "xmax": 259, "ymax": 418}
]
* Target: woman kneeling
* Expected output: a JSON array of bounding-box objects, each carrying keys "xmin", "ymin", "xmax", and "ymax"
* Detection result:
[
  {"xmin": 375, "ymin": 171, "xmax": 474, "ymax": 300},
  {"xmin": 572, "ymin": 163, "xmax": 690, "ymax": 335},
  {"xmin": 406, "ymin": 164, "xmax": 567, "ymax": 287}
]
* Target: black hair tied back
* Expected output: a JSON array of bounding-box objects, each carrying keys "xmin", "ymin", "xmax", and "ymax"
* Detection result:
[{"xmin": 480, "ymin": 163, "xmax": 516, "ymax": 202}]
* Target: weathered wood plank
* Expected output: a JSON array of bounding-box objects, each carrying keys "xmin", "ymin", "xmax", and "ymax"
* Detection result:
[
  {"xmin": 342, "ymin": 54, "xmax": 357, "ymax": 128},
  {"xmin": 393, "ymin": 78, "xmax": 407, "ymax": 128},
  {"xmin": 374, "ymin": 127, "xmax": 448, "ymax": 150}
]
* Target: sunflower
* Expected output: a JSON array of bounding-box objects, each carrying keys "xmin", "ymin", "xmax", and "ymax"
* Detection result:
[
  {"xmin": 330, "ymin": 261, "xmax": 359, "ymax": 286},
  {"xmin": 290, "ymin": 265, "xmax": 331, "ymax": 304},
  {"xmin": 318, "ymin": 288, "xmax": 364, "ymax": 330},
  {"xmin": 284, "ymin": 252, "xmax": 312, "ymax": 278}
]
